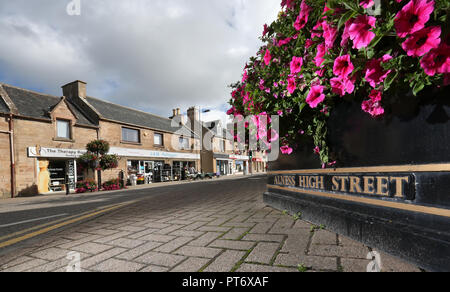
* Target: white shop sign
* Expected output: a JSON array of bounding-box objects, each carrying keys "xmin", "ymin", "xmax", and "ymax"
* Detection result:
[
  {"xmin": 109, "ymin": 147, "xmax": 200, "ymax": 160},
  {"xmin": 28, "ymin": 146, "xmax": 200, "ymax": 160},
  {"xmin": 28, "ymin": 147, "xmax": 87, "ymax": 158},
  {"xmin": 229, "ymin": 155, "xmax": 250, "ymax": 161}
]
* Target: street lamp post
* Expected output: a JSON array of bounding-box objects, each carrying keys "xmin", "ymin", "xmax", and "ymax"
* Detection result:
[{"xmin": 199, "ymin": 108, "xmax": 210, "ymax": 174}]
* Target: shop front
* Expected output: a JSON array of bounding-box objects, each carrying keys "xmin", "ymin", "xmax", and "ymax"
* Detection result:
[
  {"xmin": 28, "ymin": 147, "xmax": 87, "ymax": 193},
  {"xmin": 230, "ymin": 155, "xmax": 250, "ymax": 175},
  {"xmin": 109, "ymin": 147, "xmax": 200, "ymax": 185}
]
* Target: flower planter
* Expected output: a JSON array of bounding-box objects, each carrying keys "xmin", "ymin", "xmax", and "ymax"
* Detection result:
[{"xmin": 264, "ymin": 88, "xmax": 450, "ymax": 271}]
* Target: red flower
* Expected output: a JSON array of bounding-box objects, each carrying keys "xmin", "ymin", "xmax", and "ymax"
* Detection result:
[
  {"xmin": 420, "ymin": 43, "xmax": 450, "ymax": 76},
  {"xmin": 290, "ymin": 56, "xmax": 303, "ymax": 74},
  {"xmin": 330, "ymin": 77, "xmax": 355, "ymax": 97},
  {"xmin": 333, "ymin": 55, "xmax": 354, "ymax": 78},
  {"xmin": 264, "ymin": 49, "xmax": 272, "ymax": 66},
  {"xmin": 306, "ymin": 85, "xmax": 325, "ymax": 108},
  {"xmin": 364, "ymin": 55, "xmax": 393, "ymax": 88},
  {"xmin": 348, "ymin": 15, "xmax": 377, "ymax": 49},
  {"xmin": 287, "ymin": 77, "xmax": 297, "ymax": 94},
  {"xmin": 294, "ymin": 1, "xmax": 312, "ymax": 31},
  {"xmin": 322, "ymin": 21, "xmax": 338, "ymax": 49},
  {"xmin": 362, "ymin": 90, "xmax": 385, "ymax": 117},
  {"xmin": 402, "ymin": 26, "xmax": 441, "ymax": 57},
  {"xmin": 395, "ymin": 0, "xmax": 434, "ymax": 38},
  {"xmin": 360, "ymin": 0, "xmax": 375, "ymax": 8},
  {"xmin": 314, "ymin": 43, "xmax": 327, "ymax": 68}
]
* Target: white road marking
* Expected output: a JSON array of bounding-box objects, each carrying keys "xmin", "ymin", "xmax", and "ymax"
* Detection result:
[{"xmin": 0, "ymin": 214, "xmax": 69, "ymax": 228}]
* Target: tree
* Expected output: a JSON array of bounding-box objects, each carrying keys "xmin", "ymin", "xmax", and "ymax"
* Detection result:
[{"xmin": 77, "ymin": 140, "xmax": 119, "ymax": 190}]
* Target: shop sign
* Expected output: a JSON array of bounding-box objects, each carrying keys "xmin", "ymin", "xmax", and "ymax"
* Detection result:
[
  {"xmin": 28, "ymin": 147, "xmax": 86, "ymax": 158},
  {"xmin": 229, "ymin": 155, "xmax": 250, "ymax": 161},
  {"xmin": 109, "ymin": 147, "xmax": 200, "ymax": 160}
]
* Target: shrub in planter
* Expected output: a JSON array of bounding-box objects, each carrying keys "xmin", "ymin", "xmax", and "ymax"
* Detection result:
[
  {"xmin": 75, "ymin": 180, "xmax": 98, "ymax": 193},
  {"xmin": 227, "ymin": 0, "xmax": 449, "ymax": 167}
]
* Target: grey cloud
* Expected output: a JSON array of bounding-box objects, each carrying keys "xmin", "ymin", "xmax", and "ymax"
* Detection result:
[{"xmin": 0, "ymin": 0, "xmax": 279, "ymax": 117}]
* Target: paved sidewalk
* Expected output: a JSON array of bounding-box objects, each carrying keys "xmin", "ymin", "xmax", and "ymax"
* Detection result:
[{"xmin": 0, "ymin": 177, "xmax": 420, "ymax": 272}]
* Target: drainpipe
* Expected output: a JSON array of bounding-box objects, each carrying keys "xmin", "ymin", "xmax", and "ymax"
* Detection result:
[{"xmin": 0, "ymin": 114, "xmax": 15, "ymax": 198}]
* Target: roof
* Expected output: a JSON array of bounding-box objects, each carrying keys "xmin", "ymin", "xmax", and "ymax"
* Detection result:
[
  {"xmin": 0, "ymin": 96, "xmax": 9, "ymax": 114},
  {"xmin": 85, "ymin": 96, "xmax": 196, "ymax": 137},
  {"xmin": 0, "ymin": 83, "xmax": 96, "ymax": 127}
]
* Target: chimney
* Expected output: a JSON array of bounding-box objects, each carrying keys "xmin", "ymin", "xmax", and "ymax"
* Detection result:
[
  {"xmin": 170, "ymin": 108, "xmax": 186, "ymax": 125},
  {"xmin": 62, "ymin": 80, "xmax": 87, "ymax": 100},
  {"xmin": 187, "ymin": 107, "xmax": 200, "ymax": 123}
]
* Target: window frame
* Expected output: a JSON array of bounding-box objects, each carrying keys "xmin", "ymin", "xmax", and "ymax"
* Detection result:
[
  {"xmin": 179, "ymin": 136, "xmax": 190, "ymax": 150},
  {"xmin": 154, "ymin": 132, "xmax": 164, "ymax": 147},
  {"xmin": 121, "ymin": 126, "xmax": 141, "ymax": 144},
  {"xmin": 55, "ymin": 119, "xmax": 72, "ymax": 141}
]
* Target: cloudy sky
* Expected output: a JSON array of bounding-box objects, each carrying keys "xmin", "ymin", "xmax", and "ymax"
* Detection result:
[{"xmin": 0, "ymin": 0, "xmax": 279, "ymax": 123}]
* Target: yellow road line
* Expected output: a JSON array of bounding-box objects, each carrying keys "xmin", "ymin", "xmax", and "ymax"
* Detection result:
[{"xmin": 0, "ymin": 201, "xmax": 136, "ymax": 249}]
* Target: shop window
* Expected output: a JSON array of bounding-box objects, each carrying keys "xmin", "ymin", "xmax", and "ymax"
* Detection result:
[
  {"xmin": 122, "ymin": 127, "xmax": 140, "ymax": 143},
  {"xmin": 154, "ymin": 133, "xmax": 163, "ymax": 146},
  {"xmin": 56, "ymin": 120, "xmax": 71, "ymax": 139}
]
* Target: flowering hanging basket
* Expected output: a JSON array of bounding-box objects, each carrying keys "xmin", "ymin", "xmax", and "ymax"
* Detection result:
[
  {"xmin": 230, "ymin": 0, "xmax": 450, "ymax": 272},
  {"xmin": 228, "ymin": 0, "xmax": 449, "ymax": 167}
]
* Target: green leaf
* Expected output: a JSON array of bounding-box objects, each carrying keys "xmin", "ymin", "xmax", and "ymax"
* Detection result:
[
  {"xmin": 338, "ymin": 10, "xmax": 356, "ymax": 31},
  {"xmin": 413, "ymin": 82, "xmax": 425, "ymax": 96},
  {"xmin": 384, "ymin": 71, "xmax": 398, "ymax": 90}
]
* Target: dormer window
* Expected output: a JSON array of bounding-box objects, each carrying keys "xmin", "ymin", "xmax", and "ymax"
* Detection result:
[{"xmin": 56, "ymin": 119, "xmax": 71, "ymax": 139}]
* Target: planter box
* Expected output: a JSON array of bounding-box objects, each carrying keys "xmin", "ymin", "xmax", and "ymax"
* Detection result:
[{"xmin": 264, "ymin": 89, "xmax": 450, "ymax": 271}]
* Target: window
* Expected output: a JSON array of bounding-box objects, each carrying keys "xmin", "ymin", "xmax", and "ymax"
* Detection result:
[
  {"xmin": 154, "ymin": 133, "xmax": 163, "ymax": 146},
  {"xmin": 56, "ymin": 120, "xmax": 71, "ymax": 139},
  {"xmin": 179, "ymin": 137, "xmax": 189, "ymax": 150},
  {"xmin": 122, "ymin": 127, "xmax": 140, "ymax": 143},
  {"xmin": 220, "ymin": 139, "xmax": 226, "ymax": 152}
]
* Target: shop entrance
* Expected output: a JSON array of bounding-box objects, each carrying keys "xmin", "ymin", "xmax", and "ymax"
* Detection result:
[{"xmin": 46, "ymin": 159, "xmax": 76, "ymax": 192}]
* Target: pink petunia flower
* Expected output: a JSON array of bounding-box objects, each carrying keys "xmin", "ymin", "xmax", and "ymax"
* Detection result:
[
  {"xmin": 314, "ymin": 43, "xmax": 327, "ymax": 68},
  {"xmin": 290, "ymin": 56, "xmax": 303, "ymax": 74},
  {"xmin": 348, "ymin": 15, "xmax": 377, "ymax": 49},
  {"xmin": 341, "ymin": 18, "xmax": 354, "ymax": 47},
  {"xmin": 333, "ymin": 55, "xmax": 354, "ymax": 78},
  {"xmin": 264, "ymin": 49, "xmax": 272, "ymax": 65},
  {"xmin": 362, "ymin": 90, "xmax": 385, "ymax": 117},
  {"xmin": 306, "ymin": 85, "xmax": 326, "ymax": 108},
  {"xmin": 262, "ymin": 24, "xmax": 269, "ymax": 37},
  {"xmin": 402, "ymin": 26, "xmax": 441, "ymax": 57},
  {"xmin": 314, "ymin": 146, "xmax": 321, "ymax": 155},
  {"xmin": 330, "ymin": 77, "xmax": 355, "ymax": 96},
  {"xmin": 420, "ymin": 43, "xmax": 450, "ymax": 76},
  {"xmin": 294, "ymin": 1, "xmax": 312, "ymax": 31},
  {"xmin": 360, "ymin": 0, "xmax": 375, "ymax": 8},
  {"xmin": 242, "ymin": 70, "xmax": 248, "ymax": 83},
  {"xmin": 281, "ymin": 145, "xmax": 293, "ymax": 155},
  {"xmin": 364, "ymin": 55, "xmax": 393, "ymax": 88},
  {"xmin": 395, "ymin": 0, "xmax": 435, "ymax": 38},
  {"xmin": 287, "ymin": 77, "xmax": 297, "ymax": 94},
  {"xmin": 322, "ymin": 21, "xmax": 338, "ymax": 49}
]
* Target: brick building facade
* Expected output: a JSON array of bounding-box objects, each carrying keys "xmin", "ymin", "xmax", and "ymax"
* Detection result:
[{"xmin": 0, "ymin": 81, "xmax": 200, "ymax": 198}]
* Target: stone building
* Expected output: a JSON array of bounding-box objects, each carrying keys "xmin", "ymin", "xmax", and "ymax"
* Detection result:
[{"xmin": 0, "ymin": 80, "xmax": 200, "ymax": 198}]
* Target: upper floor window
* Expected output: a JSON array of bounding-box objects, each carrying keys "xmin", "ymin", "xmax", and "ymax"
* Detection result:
[
  {"xmin": 56, "ymin": 120, "xmax": 71, "ymax": 139},
  {"xmin": 179, "ymin": 137, "xmax": 189, "ymax": 150},
  {"xmin": 220, "ymin": 139, "xmax": 226, "ymax": 152},
  {"xmin": 122, "ymin": 127, "xmax": 140, "ymax": 143},
  {"xmin": 154, "ymin": 133, "xmax": 163, "ymax": 146}
]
